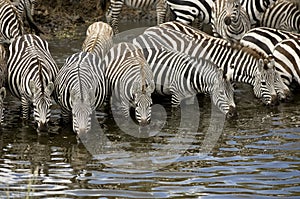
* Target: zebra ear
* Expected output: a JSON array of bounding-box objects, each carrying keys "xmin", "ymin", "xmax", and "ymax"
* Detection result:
[
  {"xmin": 258, "ymin": 58, "xmax": 264, "ymax": 72},
  {"xmin": 29, "ymin": 80, "xmax": 37, "ymax": 95},
  {"xmin": 0, "ymin": 87, "xmax": 6, "ymax": 101},
  {"xmin": 45, "ymin": 82, "xmax": 54, "ymax": 95},
  {"xmin": 146, "ymin": 81, "xmax": 155, "ymax": 93},
  {"xmin": 132, "ymin": 82, "xmax": 140, "ymax": 94}
]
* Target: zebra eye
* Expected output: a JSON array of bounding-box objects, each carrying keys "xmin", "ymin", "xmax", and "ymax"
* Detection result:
[{"xmin": 191, "ymin": 8, "xmax": 198, "ymax": 15}]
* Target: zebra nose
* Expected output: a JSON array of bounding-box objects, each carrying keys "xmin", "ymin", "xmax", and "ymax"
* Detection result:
[
  {"xmin": 224, "ymin": 16, "xmax": 231, "ymax": 25},
  {"xmin": 140, "ymin": 118, "xmax": 149, "ymax": 126},
  {"xmin": 38, "ymin": 122, "xmax": 48, "ymax": 132},
  {"xmin": 226, "ymin": 106, "xmax": 237, "ymax": 118},
  {"xmin": 268, "ymin": 94, "xmax": 279, "ymax": 106},
  {"xmin": 278, "ymin": 89, "xmax": 292, "ymax": 102}
]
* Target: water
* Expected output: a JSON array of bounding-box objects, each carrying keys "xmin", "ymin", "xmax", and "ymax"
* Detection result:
[{"xmin": 0, "ymin": 22, "xmax": 300, "ymax": 198}]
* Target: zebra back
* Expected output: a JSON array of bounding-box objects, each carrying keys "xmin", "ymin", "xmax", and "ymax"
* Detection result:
[
  {"xmin": 135, "ymin": 21, "xmax": 278, "ymax": 105},
  {"xmin": 273, "ymin": 38, "xmax": 300, "ymax": 87},
  {"xmin": 212, "ymin": 0, "xmax": 251, "ymax": 41},
  {"xmin": 54, "ymin": 51, "xmax": 106, "ymax": 134},
  {"xmin": 82, "ymin": 21, "xmax": 113, "ymax": 58},
  {"xmin": 7, "ymin": 34, "xmax": 58, "ymax": 131},
  {"xmin": 0, "ymin": 0, "xmax": 24, "ymax": 42},
  {"xmin": 104, "ymin": 42, "xmax": 154, "ymax": 125},
  {"xmin": 260, "ymin": 0, "xmax": 300, "ymax": 33},
  {"xmin": 240, "ymin": 0, "xmax": 277, "ymax": 27}
]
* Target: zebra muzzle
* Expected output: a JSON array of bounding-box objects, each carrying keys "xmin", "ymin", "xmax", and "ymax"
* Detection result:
[
  {"xmin": 38, "ymin": 122, "xmax": 48, "ymax": 132},
  {"xmin": 226, "ymin": 105, "xmax": 237, "ymax": 118},
  {"xmin": 224, "ymin": 16, "xmax": 232, "ymax": 25}
]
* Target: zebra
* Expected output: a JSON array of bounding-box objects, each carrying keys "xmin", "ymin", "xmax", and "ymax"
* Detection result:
[
  {"xmin": 133, "ymin": 21, "xmax": 279, "ymax": 105},
  {"xmin": 54, "ymin": 51, "xmax": 106, "ymax": 135},
  {"xmin": 272, "ymin": 39, "xmax": 300, "ymax": 89},
  {"xmin": 0, "ymin": 44, "xmax": 6, "ymax": 123},
  {"xmin": 7, "ymin": 34, "xmax": 58, "ymax": 131},
  {"xmin": 211, "ymin": 0, "xmax": 251, "ymax": 41},
  {"xmin": 82, "ymin": 21, "xmax": 114, "ymax": 58},
  {"xmin": 260, "ymin": 0, "xmax": 300, "ymax": 33},
  {"xmin": 103, "ymin": 42, "xmax": 155, "ymax": 125},
  {"xmin": 133, "ymin": 44, "xmax": 237, "ymax": 117},
  {"xmin": 0, "ymin": 0, "xmax": 24, "ymax": 43},
  {"xmin": 240, "ymin": 27, "xmax": 300, "ymax": 98},
  {"xmin": 240, "ymin": 0, "xmax": 277, "ymax": 27},
  {"xmin": 99, "ymin": 0, "xmax": 167, "ymax": 34},
  {"xmin": 12, "ymin": 0, "xmax": 43, "ymax": 35}
]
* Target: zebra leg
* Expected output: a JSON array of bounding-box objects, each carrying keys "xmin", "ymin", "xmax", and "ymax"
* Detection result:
[
  {"xmin": 61, "ymin": 107, "xmax": 71, "ymax": 124},
  {"xmin": 156, "ymin": 0, "xmax": 167, "ymax": 24},
  {"xmin": 109, "ymin": 1, "xmax": 124, "ymax": 34},
  {"xmin": 21, "ymin": 96, "xmax": 30, "ymax": 120}
]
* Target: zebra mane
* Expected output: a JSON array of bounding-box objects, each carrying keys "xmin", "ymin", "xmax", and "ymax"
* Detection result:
[
  {"xmin": 77, "ymin": 59, "xmax": 84, "ymax": 101},
  {"xmin": 37, "ymin": 57, "xmax": 44, "ymax": 93},
  {"xmin": 230, "ymin": 41, "xmax": 269, "ymax": 60}
]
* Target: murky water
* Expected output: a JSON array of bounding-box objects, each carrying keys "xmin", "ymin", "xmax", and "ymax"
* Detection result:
[{"xmin": 0, "ymin": 22, "xmax": 300, "ymax": 198}]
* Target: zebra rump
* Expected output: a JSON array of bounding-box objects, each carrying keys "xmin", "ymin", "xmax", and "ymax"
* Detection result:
[
  {"xmin": 103, "ymin": 42, "xmax": 155, "ymax": 126},
  {"xmin": 273, "ymin": 39, "xmax": 300, "ymax": 88},
  {"xmin": 54, "ymin": 51, "xmax": 106, "ymax": 135},
  {"xmin": 137, "ymin": 21, "xmax": 278, "ymax": 105},
  {"xmin": 7, "ymin": 34, "xmax": 58, "ymax": 131},
  {"xmin": 133, "ymin": 44, "xmax": 237, "ymax": 117},
  {"xmin": 82, "ymin": 21, "xmax": 114, "ymax": 58}
]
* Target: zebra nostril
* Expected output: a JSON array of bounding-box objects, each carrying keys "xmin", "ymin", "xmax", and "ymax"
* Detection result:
[
  {"xmin": 226, "ymin": 106, "xmax": 237, "ymax": 118},
  {"xmin": 140, "ymin": 119, "xmax": 149, "ymax": 127},
  {"xmin": 224, "ymin": 16, "xmax": 231, "ymax": 25},
  {"xmin": 38, "ymin": 122, "xmax": 48, "ymax": 132}
]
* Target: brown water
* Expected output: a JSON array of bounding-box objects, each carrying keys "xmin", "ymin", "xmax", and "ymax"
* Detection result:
[{"xmin": 0, "ymin": 22, "xmax": 300, "ymax": 198}]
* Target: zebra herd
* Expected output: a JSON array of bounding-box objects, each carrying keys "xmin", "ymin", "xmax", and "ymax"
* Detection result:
[{"xmin": 0, "ymin": 0, "xmax": 299, "ymax": 135}]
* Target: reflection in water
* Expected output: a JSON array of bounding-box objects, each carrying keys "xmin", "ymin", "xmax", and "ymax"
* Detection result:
[{"xmin": 0, "ymin": 25, "xmax": 300, "ymax": 198}]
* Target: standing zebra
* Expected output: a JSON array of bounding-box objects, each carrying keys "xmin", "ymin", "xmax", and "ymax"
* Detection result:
[
  {"xmin": 272, "ymin": 39, "xmax": 300, "ymax": 88},
  {"xmin": 240, "ymin": 27, "xmax": 299, "ymax": 96},
  {"xmin": 212, "ymin": 0, "xmax": 251, "ymax": 41},
  {"xmin": 134, "ymin": 45, "xmax": 237, "ymax": 117},
  {"xmin": 100, "ymin": 0, "xmax": 167, "ymax": 34},
  {"xmin": 82, "ymin": 21, "xmax": 114, "ymax": 58},
  {"xmin": 54, "ymin": 52, "xmax": 106, "ymax": 135},
  {"xmin": 134, "ymin": 21, "xmax": 280, "ymax": 105},
  {"xmin": 0, "ymin": 44, "xmax": 6, "ymax": 123},
  {"xmin": 240, "ymin": 0, "xmax": 277, "ymax": 27},
  {"xmin": 103, "ymin": 42, "xmax": 155, "ymax": 125},
  {"xmin": 260, "ymin": 0, "xmax": 300, "ymax": 33},
  {"xmin": 7, "ymin": 34, "xmax": 58, "ymax": 131},
  {"xmin": 0, "ymin": 0, "xmax": 24, "ymax": 42}
]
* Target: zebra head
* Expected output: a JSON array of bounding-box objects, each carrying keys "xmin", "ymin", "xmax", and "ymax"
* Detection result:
[
  {"xmin": 211, "ymin": 68, "xmax": 236, "ymax": 118},
  {"xmin": 132, "ymin": 80, "xmax": 155, "ymax": 126},
  {"xmin": 253, "ymin": 57, "xmax": 278, "ymax": 105},
  {"xmin": 0, "ymin": 87, "xmax": 6, "ymax": 123},
  {"xmin": 29, "ymin": 80, "xmax": 54, "ymax": 132},
  {"xmin": 70, "ymin": 88, "xmax": 94, "ymax": 135},
  {"xmin": 223, "ymin": 0, "xmax": 241, "ymax": 25}
]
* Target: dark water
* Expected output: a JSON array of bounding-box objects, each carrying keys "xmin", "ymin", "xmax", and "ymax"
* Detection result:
[{"xmin": 0, "ymin": 22, "xmax": 300, "ymax": 198}]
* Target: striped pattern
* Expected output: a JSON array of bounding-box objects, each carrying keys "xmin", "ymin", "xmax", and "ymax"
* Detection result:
[
  {"xmin": 135, "ymin": 21, "xmax": 278, "ymax": 105},
  {"xmin": 54, "ymin": 51, "xmax": 106, "ymax": 134},
  {"xmin": 103, "ymin": 42, "xmax": 154, "ymax": 125},
  {"xmin": 212, "ymin": 0, "xmax": 251, "ymax": 41},
  {"xmin": 7, "ymin": 34, "xmax": 58, "ymax": 131},
  {"xmin": 82, "ymin": 21, "xmax": 114, "ymax": 57},
  {"xmin": 0, "ymin": 44, "xmax": 6, "ymax": 123},
  {"xmin": 273, "ymin": 39, "xmax": 300, "ymax": 88},
  {"xmin": 100, "ymin": 0, "xmax": 166, "ymax": 34},
  {"xmin": 136, "ymin": 45, "xmax": 236, "ymax": 116},
  {"xmin": 240, "ymin": 0, "xmax": 277, "ymax": 27},
  {"xmin": 0, "ymin": 0, "xmax": 24, "ymax": 42}
]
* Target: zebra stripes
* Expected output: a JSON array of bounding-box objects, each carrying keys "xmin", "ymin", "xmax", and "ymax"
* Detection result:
[
  {"xmin": 82, "ymin": 21, "xmax": 114, "ymax": 57},
  {"xmin": 134, "ymin": 21, "xmax": 278, "ymax": 105},
  {"xmin": 54, "ymin": 51, "xmax": 106, "ymax": 134},
  {"xmin": 0, "ymin": 0, "xmax": 24, "ymax": 42},
  {"xmin": 212, "ymin": 0, "xmax": 251, "ymax": 41},
  {"xmin": 260, "ymin": 0, "xmax": 300, "ymax": 33},
  {"xmin": 7, "ymin": 34, "xmax": 58, "ymax": 131},
  {"xmin": 103, "ymin": 42, "xmax": 155, "ymax": 125},
  {"xmin": 100, "ymin": 0, "xmax": 166, "ymax": 34},
  {"xmin": 135, "ymin": 44, "xmax": 236, "ymax": 116}
]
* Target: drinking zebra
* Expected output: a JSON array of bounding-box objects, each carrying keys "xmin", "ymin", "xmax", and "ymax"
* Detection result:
[
  {"xmin": 0, "ymin": 0, "xmax": 24, "ymax": 42},
  {"xmin": 240, "ymin": 0, "xmax": 277, "ymax": 27},
  {"xmin": 134, "ymin": 21, "xmax": 280, "ymax": 105},
  {"xmin": 260, "ymin": 0, "xmax": 300, "ymax": 33},
  {"xmin": 273, "ymin": 39, "xmax": 300, "ymax": 88},
  {"xmin": 0, "ymin": 44, "xmax": 6, "ymax": 123},
  {"xmin": 212, "ymin": 0, "xmax": 251, "ymax": 41},
  {"xmin": 103, "ymin": 42, "xmax": 155, "ymax": 125},
  {"xmin": 7, "ymin": 34, "xmax": 58, "ymax": 131},
  {"xmin": 133, "ymin": 44, "xmax": 237, "ymax": 117},
  {"xmin": 99, "ymin": 0, "xmax": 167, "ymax": 34},
  {"xmin": 82, "ymin": 21, "xmax": 114, "ymax": 57},
  {"xmin": 54, "ymin": 51, "xmax": 106, "ymax": 135},
  {"xmin": 240, "ymin": 27, "xmax": 299, "ymax": 97}
]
